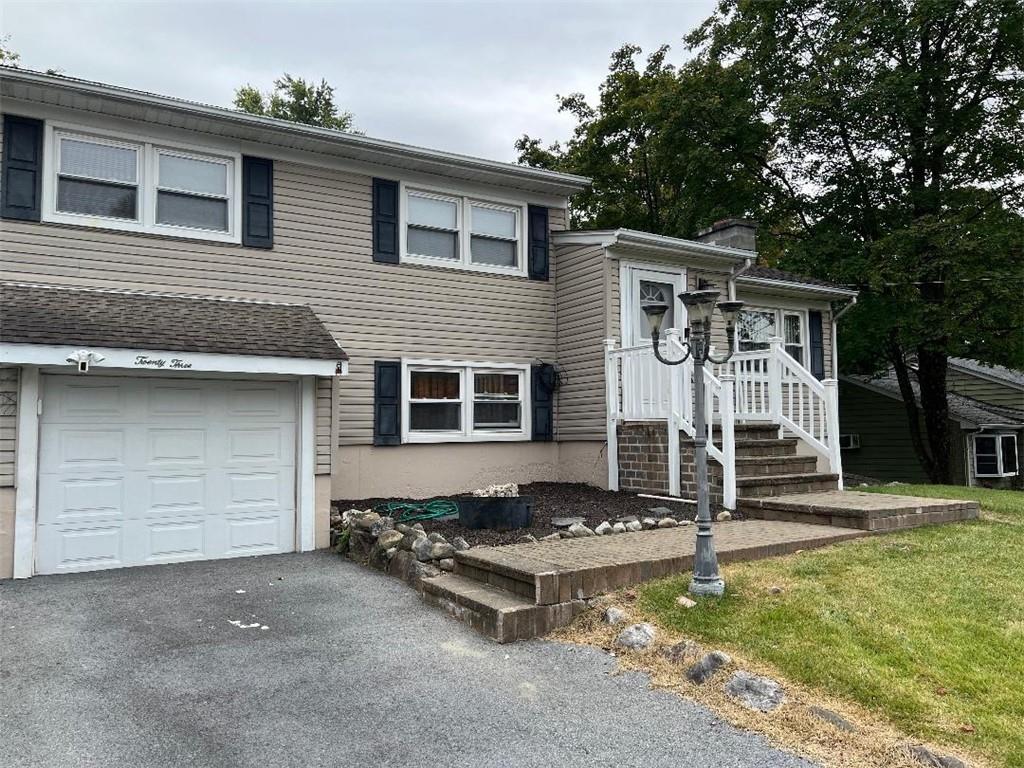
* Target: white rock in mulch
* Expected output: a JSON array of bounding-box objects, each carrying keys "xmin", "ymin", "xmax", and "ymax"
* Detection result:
[
  {"xmin": 452, "ymin": 536, "xmax": 471, "ymax": 551},
  {"xmin": 724, "ymin": 671, "xmax": 785, "ymax": 711},
  {"xmin": 427, "ymin": 532, "xmax": 448, "ymax": 543},
  {"xmin": 611, "ymin": 522, "xmax": 627, "ymax": 534},
  {"xmin": 594, "ymin": 521, "xmax": 613, "ymax": 536},
  {"xmin": 641, "ymin": 517, "xmax": 658, "ymax": 529},
  {"xmin": 568, "ymin": 522, "xmax": 595, "ymax": 537},
  {"xmin": 603, "ymin": 606, "xmax": 627, "ymax": 625},
  {"xmin": 657, "ymin": 517, "xmax": 678, "ymax": 528},
  {"xmin": 540, "ymin": 533, "xmax": 562, "ymax": 542},
  {"xmin": 675, "ymin": 595, "xmax": 697, "ymax": 609},
  {"xmin": 376, "ymin": 530, "xmax": 404, "ymax": 550},
  {"xmin": 685, "ymin": 650, "xmax": 732, "ymax": 683},
  {"xmin": 438, "ymin": 558, "xmax": 455, "ymax": 571},
  {"xmin": 679, "ymin": 518, "xmax": 692, "ymax": 526},
  {"xmin": 429, "ymin": 542, "xmax": 456, "ymax": 560},
  {"xmin": 552, "ymin": 516, "xmax": 586, "ymax": 529},
  {"xmin": 716, "ymin": 510, "xmax": 732, "ymax": 522},
  {"xmin": 472, "ymin": 482, "xmax": 519, "ymax": 498},
  {"xmin": 614, "ymin": 623, "xmax": 656, "ymax": 650},
  {"xmin": 625, "ymin": 520, "xmax": 643, "ymax": 532},
  {"xmin": 411, "ymin": 536, "xmax": 435, "ymax": 562}
]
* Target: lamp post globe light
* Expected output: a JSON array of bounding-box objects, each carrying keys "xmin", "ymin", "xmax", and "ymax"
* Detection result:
[{"xmin": 642, "ymin": 289, "xmax": 743, "ymax": 597}]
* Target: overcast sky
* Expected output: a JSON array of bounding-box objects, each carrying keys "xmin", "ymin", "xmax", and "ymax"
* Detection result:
[{"xmin": 2, "ymin": 1, "xmax": 716, "ymax": 162}]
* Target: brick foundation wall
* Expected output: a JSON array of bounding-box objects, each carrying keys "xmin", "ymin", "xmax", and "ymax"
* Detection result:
[{"xmin": 617, "ymin": 422, "xmax": 724, "ymax": 506}]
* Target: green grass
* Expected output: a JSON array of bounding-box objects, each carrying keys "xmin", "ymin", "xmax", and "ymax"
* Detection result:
[
  {"xmin": 640, "ymin": 486, "xmax": 1024, "ymax": 767},
  {"xmin": 859, "ymin": 483, "xmax": 1024, "ymax": 518}
]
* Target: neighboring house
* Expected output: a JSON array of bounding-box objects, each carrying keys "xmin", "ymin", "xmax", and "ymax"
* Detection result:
[
  {"xmin": 0, "ymin": 68, "xmax": 855, "ymax": 579},
  {"xmin": 840, "ymin": 360, "xmax": 1024, "ymax": 488}
]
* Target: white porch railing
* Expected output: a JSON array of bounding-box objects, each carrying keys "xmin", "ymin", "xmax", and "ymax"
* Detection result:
[{"xmin": 605, "ymin": 335, "xmax": 843, "ymax": 508}]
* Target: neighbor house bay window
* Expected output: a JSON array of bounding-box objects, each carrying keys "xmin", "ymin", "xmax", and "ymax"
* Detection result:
[
  {"xmin": 403, "ymin": 186, "xmax": 525, "ymax": 274},
  {"xmin": 404, "ymin": 362, "xmax": 528, "ymax": 442},
  {"xmin": 974, "ymin": 433, "xmax": 1019, "ymax": 477},
  {"xmin": 48, "ymin": 128, "xmax": 238, "ymax": 242}
]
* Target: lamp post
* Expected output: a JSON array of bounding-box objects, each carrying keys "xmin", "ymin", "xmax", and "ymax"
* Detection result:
[{"xmin": 642, "ymin": 289, "xmax": 743, "ymax": 597}]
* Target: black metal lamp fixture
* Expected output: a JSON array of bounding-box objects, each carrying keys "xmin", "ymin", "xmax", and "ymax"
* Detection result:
[{"xmin": 641, "ymin": 288, "xmax": 744, "ymax": 598}]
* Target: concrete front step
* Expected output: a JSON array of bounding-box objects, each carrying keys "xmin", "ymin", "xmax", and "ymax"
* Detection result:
[
  {"xmin": 734, "ymin": 437, "xmax": 799, "ymax": 458},
  {"xmin": 738, "ymin": 490, "xmax": 980, "ymax": 531},
  {"xmin": 421, "ymin": 573, "xmax": 585, "ymax": 643},
  {"xmin": 735, "ymin": 455, "xmax": 818, "ymax": 478},
  {"xmin": 736, "ymin": 472, "xmax": 840, "ymax": 497}
]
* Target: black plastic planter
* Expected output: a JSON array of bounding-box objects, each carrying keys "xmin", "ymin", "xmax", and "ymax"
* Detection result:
[{"xmin": 457, "ymin": 496, "xmax": 534, "ymax": 530}]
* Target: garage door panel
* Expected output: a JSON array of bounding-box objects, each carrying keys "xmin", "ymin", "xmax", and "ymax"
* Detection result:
[
  {"xmin": 37, "ymin": 475, "xmax": 125, "ymax": 524},
  {"xmin": 38, "ymin": 375, "xmax": 299, "ymax": 574},
  {"xmin": 36, "ymin": 524, "xmax": 125, "ymax": 574}
]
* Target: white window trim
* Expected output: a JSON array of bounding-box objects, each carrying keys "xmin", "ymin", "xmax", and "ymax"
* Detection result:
[
  {"xmin": 736, "ymin": 306, "xmax": 809, "ymax": 360},
  {"xmin": 399, "ymin": 181, "xmax": 528, "ymax": 277},
  {"xmin": 973, "ymin": 432, "xmax": 1019, "ymax": 478},
  {"xmin": 401, "ymin": 359, "xmax": 531, "ymax": 443},
  {"xmin": 42, "ymin": 121, "xmax": 243, "ymax": 244}
]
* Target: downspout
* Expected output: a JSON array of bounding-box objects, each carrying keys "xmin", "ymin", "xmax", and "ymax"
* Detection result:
[
  {"xmin": 727, "ymin": 257, "xmax": 754, "ymax": 300},
  {"xmin": 830, "ymin": 296, "xmax": 858, "ymax": 377}
]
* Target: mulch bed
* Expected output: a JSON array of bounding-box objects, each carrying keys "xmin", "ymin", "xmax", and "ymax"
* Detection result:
[{"xmin": 332, "ymin": 481, "xmax": 697, "ymax": 547}]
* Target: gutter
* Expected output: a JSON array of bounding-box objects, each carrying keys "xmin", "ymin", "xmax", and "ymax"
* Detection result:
[
  {"xmin": 0, "ymin": 66, "xmax": 592, "ymax": 194},
  {"xmin": 728, "ymin": 258, "xmax": 754, "ymax": 301},
  {"xmin": 831, "ymin": 295, "xmax": 858, "ymax": 377}
]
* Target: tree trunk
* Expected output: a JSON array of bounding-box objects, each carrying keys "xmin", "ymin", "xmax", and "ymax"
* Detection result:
[
  {"xmin": 890, "ymin": 344, "xmax": 937, "ymax": 481},
  {"xmin": 916, "ymin": 345, "xmax": 953, "ymax": 484}
]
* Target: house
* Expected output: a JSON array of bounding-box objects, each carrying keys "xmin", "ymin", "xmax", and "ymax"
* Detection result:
[
  {"xmin": 0, "ymin": 68, "xmax": 856, "ymax": 579},
  {"xmin": 840, "ymin": 360, "xmax": 1024, "ymax": 488}
]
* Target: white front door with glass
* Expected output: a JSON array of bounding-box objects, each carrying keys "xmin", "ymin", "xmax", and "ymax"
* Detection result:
[{"xmin": 620, "ymin": 263, "xmax": 686, "ymax": 419}]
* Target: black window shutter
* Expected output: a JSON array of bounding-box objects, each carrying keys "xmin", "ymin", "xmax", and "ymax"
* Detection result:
[
  {"xmin": 372, "ymin": 178, "xmax": 399, "ymax": 263},
  {"xmin": 808, "ymin": 310, "xmax": 825, "ymax": 379},
  {"xmin": 374, "ymin": 361, "xmax": 402, "ymax": 446},
  {"xmin": 527, "ymin": 205, "xmax": 549, "ymax": 281},
  {"xmin": 242, "ymin": 156, "xmax": 273, "ymax": 248},
  {"xmin": 531, "ymin": 363, "xmax": 555, "ymax": 441},
  {"xmin": 1, "ymin": 115, "xmax": 44, "ymax": 222}
]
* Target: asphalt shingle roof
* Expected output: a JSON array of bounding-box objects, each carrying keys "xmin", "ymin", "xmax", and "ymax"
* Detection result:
[
  {"xmin": 0, "ymin": 283, "xmax": 347, "ymax": 361},
  {"xmin": 741, "ymin": 265, "xmax": 851, "ymax": 292},
  {"xmin": 949, "ymin": 357, "xmax": 1024, "ymax": 389},
  {"xmin": 844, "ymin": 369, "xmax": 1024, "ymax": 428}
]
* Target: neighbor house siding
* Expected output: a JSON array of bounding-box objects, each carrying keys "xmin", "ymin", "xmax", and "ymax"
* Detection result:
[
  {"xmin": 553, "ymin": 242, "xmax": 608, "ymax": 441},
  {"xmin": 946, "ymin": 368, "xmax": 1024, "ymax": 410},
  {"xmin": 0, "ymin": 367, "xmax": 17, "ymax": 487},
  {"xmin": 0, "ymin": 143, "xmax": 567, "ymax": 447}
]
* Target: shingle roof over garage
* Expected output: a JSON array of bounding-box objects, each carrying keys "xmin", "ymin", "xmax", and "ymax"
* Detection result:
[{"xmin": 0, "ymin": 283, "xmax": 347, "ymax": 361}]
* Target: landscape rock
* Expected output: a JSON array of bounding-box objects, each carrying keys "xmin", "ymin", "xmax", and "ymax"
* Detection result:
[
  {"xmin": 808, "ymin": 705, "xmax": 856, "ymax": 733},
  {"xmin": 427, "ymin": 532, "xmax": 449, "ymax": 544},
  {"xmin": 657, "ymin": 517, "xmax": 678, "ymax": 528},
  {"xmin": 370, "ymin": 516, "xmax": 394, "ymax": 537},
  {"xmin": 559, "ymin": 531, "xmax": 575, "ymax": 539},
  {"xmin": 612, "ymin": 522, "xmax": 627, "ymax": 534},
  {"xmin": 675, "ymin": 595, "xmax": 697, "ymax": 609},
  {"xmin": 603, "ymin": 606, "xmax": 627, "ymax": 625},
  {"xmin": 375, "ymin": 530, "xmax": 404, "ymax": 550},
  {"xmin": 662, "ymin": 639, "xmax": 702, "ymax": 663},
  {"xmin": 347, "ymin": 530, "xmax": 376, "ymax": 558},
  {"xmin": 905, "ymin": 745, "xmax": 968, "ymax": 768},
  {"xmin": 568, "ymin": 522, "xmax": 595, "ymax": 537},
  {"xmin": 724, "ymin": 671, "xmax": 785, "ymax": 712},
  {"xmin": 399, "ymin": 531, "xmax": 425, "ymax": 551},
  {"xmin": 679, "ymin": 518, "xmax": 692, "ymax": 526},
  {"xmin": 438, "ymin": 558, "xmax": 455, "ymax": 572},
  {"xmin": 410, "ymin": 561, "xmax": 441, "ymax": 582},
  {"xmin": 594, "ymin": 521, "xmax": 613, "ymax": 536},
  {"xmin": 452, "ymin": 536, "xmax": 470, "ymax": 551},
  {"xmin": 716, "ymin": 510, "xmax": 732, "ymax": 522},
  {"xmin": 411, "ymin": 536, "xmax": 435, "ymax": 562},
  {"xmin": 395, "ymin": 523, "xmax": 413, "ymax": 535},
  {"xmin": 518, "ymin": 534, "xmax": 538, "ymax": 544},
  {"xmin": 429, "ymin": 542, "xmax": 456, "ymax": 560},
  {"xmin": 614, "ymin": 515, "xmax": 639, "ymax": 524},
  {"xmin": 472, "ymin": 482, "xmax": 519, "ymax": 498},
  {"xmin": 685, "ymin": 651, "xmax": 732, "ymax": 684},
  {"xmin": 768, "ymin": 585, "xmax": 784, "ymax": 595},
  {"xmin": 349, "ymin": 511, "xmax": 381, "ymax": 531},
  {"xmin": 625, "ymin": 520, "xmax": 643, "ymax": 532},
  {"xmin": 641, "ymin": 517, "xmax": 658, "ymax": 529},
  {"xmin": 551, "ymin": 516, "xmax": 585, "ymax": 529},
  {"xmin": 384, "ymin": 546, "xmax": 398, "ymax": 560},
  {"xmin": 412, "ymin": 523, "xmax": 425, "ymax": 532},
  {"xmin": 540, "ymin": 533, "xmax": 562, "ymax": 542},
  {"xmin": 613, "ymin": 623, "xmax": 656, "ymax": 650}
]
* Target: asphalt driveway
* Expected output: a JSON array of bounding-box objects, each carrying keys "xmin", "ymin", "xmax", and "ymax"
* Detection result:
[{"xmin": 1, "ymin": 552, "xmax": 813, "ymax": 768}]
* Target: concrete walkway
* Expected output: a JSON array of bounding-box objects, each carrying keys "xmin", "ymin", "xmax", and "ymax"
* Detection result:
[{"xmin": 0, "ymin": 552, "xmax": 814, "ymax": 768}]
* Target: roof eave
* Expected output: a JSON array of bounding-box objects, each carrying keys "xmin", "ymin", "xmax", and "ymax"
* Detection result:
[
  {"xmin": 737, "ymin": 276, "xmax": 858, "ymax": 299},
  {"xmin": 0, "ymin": 67, "xmax": 592, "ymax": 197}
]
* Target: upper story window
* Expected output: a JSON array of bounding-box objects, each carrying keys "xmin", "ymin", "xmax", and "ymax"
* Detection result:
[
  {"xmin": 402, "ymin": 185, "xmax": 525, "ymax": 275},
  {"xmin": 46, "ymin": 126, "xmax": 240, "ymax": 243}
]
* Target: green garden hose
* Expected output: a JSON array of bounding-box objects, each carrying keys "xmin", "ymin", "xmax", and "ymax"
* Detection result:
[{"xmin": 373, "ymin": 499, "xmax": 460, "ymax": 523}]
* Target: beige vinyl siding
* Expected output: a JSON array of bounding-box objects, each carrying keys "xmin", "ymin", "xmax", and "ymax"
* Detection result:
[
  {"xmin": 0, "ymin": 367, "xmax": 17, "ymax": 487},
  {"xmin": 554, "ymin": 242, "xmax": 608, "ymax": 440},
  {"xmin": 315, "ymin": 377, "xmax": 333, "ymax": 475},
  {"xmin": 0, "ymin": 154, "xmax": 564, "ymax": 446},
  {"xmin": 947, "ymin": 368, "xmax": 1024, "ymax": 410}
]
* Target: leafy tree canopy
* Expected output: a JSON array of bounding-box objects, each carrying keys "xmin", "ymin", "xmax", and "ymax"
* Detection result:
[{"xmin": 234, "ymin": 74, "xmax": 355, "ymax": 131}]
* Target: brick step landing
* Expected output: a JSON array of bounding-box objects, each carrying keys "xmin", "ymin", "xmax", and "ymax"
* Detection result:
[{"xmin": 738, "ymin": 491, "xmax": 980, "ymax": 531}]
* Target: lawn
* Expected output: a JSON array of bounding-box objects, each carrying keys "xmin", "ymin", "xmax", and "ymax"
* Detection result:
[{"xmin": 639, "ymin": 485, "xmax": 1024, "ymax": 767}]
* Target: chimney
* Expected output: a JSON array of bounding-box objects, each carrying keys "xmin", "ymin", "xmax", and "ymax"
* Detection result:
[{"xmin": 695, "ymin": 218, "xmax": 757, "ymax": 252}]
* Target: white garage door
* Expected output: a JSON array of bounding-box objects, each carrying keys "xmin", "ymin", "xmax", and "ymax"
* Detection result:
[{"xmin": 36, "ymin": 375, "xmax": 297, "ymax": 574}]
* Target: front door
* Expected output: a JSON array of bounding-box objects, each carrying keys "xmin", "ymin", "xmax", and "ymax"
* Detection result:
[{"xmin": 620, "ymin": 263, "xmax": 686, "ymax": 418}]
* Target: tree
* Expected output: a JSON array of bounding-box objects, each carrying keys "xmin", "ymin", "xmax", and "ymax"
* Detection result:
[
  {"xmin": 515, "ymin": 46, "xmax": 782, "ymax": 250},
  {"xmin": 688, "ymin": 0, "xmax": 1024, "ymax": 483},
  {"xmin": 1, "ymin": 34, "xmax": 21, "ymax": 67},
  {"xmin": 234, "ymin": 74, "xmax": 355, "ymax": 131}
]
